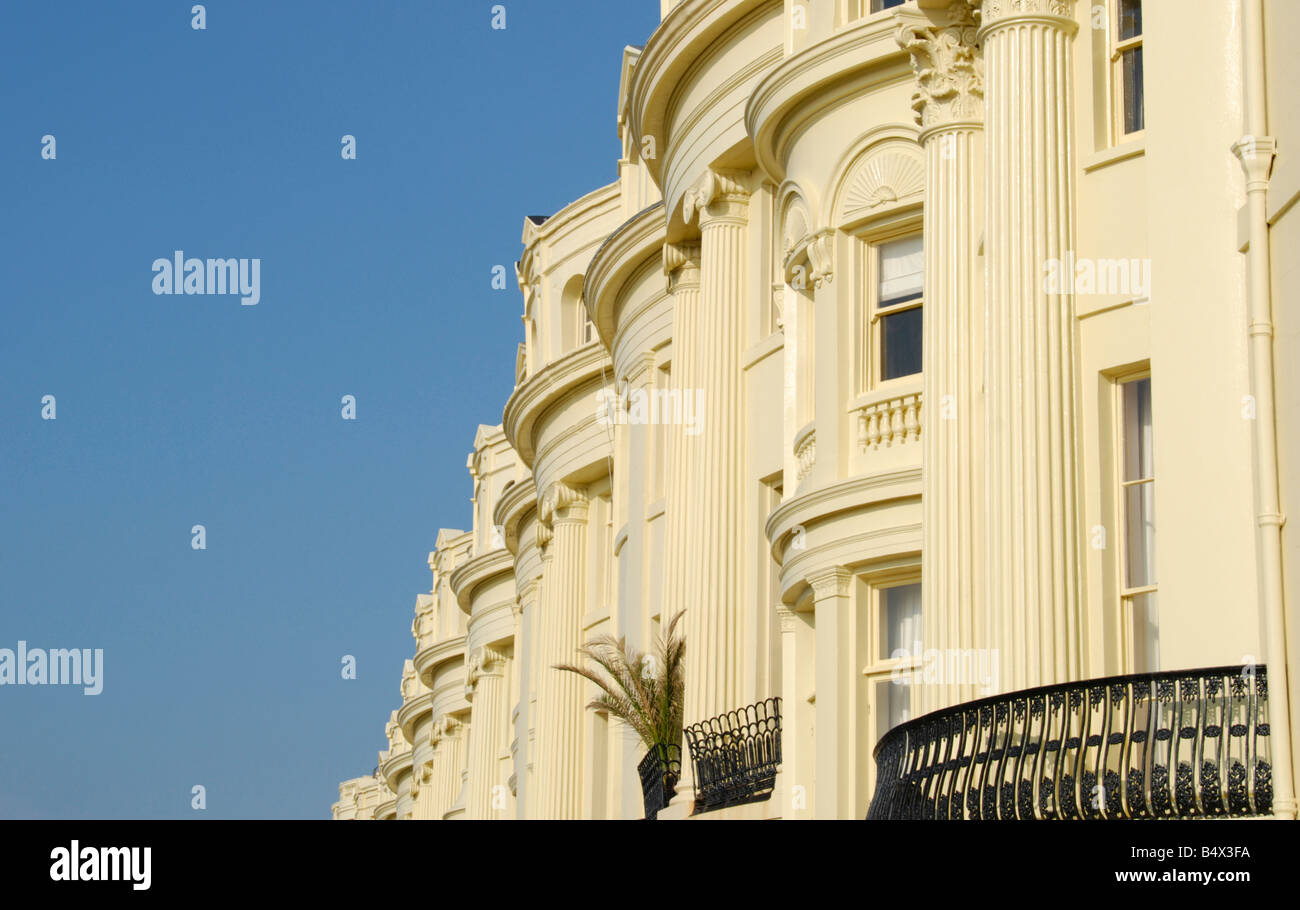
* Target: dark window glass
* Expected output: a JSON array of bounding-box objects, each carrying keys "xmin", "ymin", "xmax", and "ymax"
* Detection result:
[
  {"xmin": 873, "ymin": 0, "xmax": 907, "ymax": 11},
  {"xmin": 1118, "ymin": 0, "xmax": 1142, "ymax": 40},
  {"xmin": 881, "ymin": 306, "xmax": 922, "ymax": 380},
  {"xmin": 1122, "ymin": 45, "xmax": 1144, "ymax": 133}
]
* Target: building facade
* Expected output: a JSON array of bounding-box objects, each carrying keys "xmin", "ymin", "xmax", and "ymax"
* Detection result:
[{"xmin": 333, "ymin": 0, "xmax": 1300, "ymax": 820}]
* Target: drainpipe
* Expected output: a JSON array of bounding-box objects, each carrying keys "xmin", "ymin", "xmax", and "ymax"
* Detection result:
[{"xmin": 1233, "ymin": 0, "xmax": 1296, "ymax": 819}]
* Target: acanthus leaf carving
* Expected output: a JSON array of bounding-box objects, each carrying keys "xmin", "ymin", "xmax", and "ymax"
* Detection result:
[{"xmin": 896, "ymin": 3, "xmax": 984, "ymax": 129}]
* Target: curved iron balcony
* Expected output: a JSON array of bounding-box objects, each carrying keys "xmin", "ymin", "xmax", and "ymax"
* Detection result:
[
  {"xmin": 638, "ymin": 742, "xmax": 681, "ymax": 820},
  {"xmin": 868, "ymin": 666, "xmax": 1272, "ymax": 820},
  {"xmin": 685, "ymin": 697, "xmax": 782, "ymax": 814}
]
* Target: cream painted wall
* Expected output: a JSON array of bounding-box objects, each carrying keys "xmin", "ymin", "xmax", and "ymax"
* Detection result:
[{"xmin": 337, "ymin": 0, "xmax": 1299, "ymax": 820}]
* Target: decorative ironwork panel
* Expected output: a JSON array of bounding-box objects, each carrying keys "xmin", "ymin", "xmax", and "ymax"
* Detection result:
[
  {"xmin": 684, "ymin": 698, "xmax": 782, "ymax": 814},
  {"xmin": 867, "ymin": 666, "xmax": 1272, "ymax": 820},
  {"xmin": 638, "ymin": 742, "xmax": 681, "ymax": 820}
]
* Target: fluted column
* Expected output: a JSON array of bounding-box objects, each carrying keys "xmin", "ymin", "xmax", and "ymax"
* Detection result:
[
  {"xmin": 897, "ymin": 3, "xmax": 985, "ymax": 712},
  {"xmin": 533, "ymin": 483, "xmax": 589, "ymax": 818},
  {"xmin": 976, "ymin": 0, "xmax": 1082, "ymax": 692},
  {"xmin": 671, "ymin": 169, "xmax": 751, "ymax": 809},
  {"xmin": 662, "ymin": 240, "xmax": 702, "ymax": 640},
  {"xmin": 429, "ymin": 715, "xmax": 464, "ymax": 819},
  {"xmin": 465, "ymin": 646, "xmax": 509, "ymax": 818},
  {"xmin": 510, "ymin": 583, "xmax": 535, "ymax": 818}
]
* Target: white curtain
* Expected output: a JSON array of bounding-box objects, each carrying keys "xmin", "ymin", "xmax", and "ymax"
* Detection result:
[{"xmin": 879, "ymin": 235, "xmax": 924, "ymax": 304}]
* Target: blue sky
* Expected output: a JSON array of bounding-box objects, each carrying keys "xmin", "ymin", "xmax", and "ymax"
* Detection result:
[{"xmin": 0, "ymin": 0, "xmax": 661, "ymax": 819}]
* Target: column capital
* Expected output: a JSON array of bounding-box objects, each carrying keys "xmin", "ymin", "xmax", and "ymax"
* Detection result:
[
  {"xmin": 429, "ymin": 714, "xmax": 463, "ymax": 746},
  {"xmin": 683, "ymin": 168, "xmax": 750, "ymax": 227},
  {"xmin": 535, "ymin": 521, "xmax": 553, "ymax": 554},
  {"xmin": 466, "ymin": 645, "xmax": 509, "ymax": 692},
  {"xmin": 971, "ymin": 0, "xmax": 1077, "ymax": 36},
  {"xmin": 808, "ymin": 566, "xmax": 854, "ymax": 601},
  {"xmin": 664, "ymin": 240, "xmax": 702, "ymax": 293},
  {"xmin": 540, "ymin": 482, "xmax": 589, "ymax": 525},
  {"xmin": 775, "ymin": 603, "xmax": 799, "ymax": 632},
  {"xmin": 516, "ymin": 576, "xmax": 541, "ymax": 607},
  {"xmin": 896, "ymin": 3, "xmax": 984, "ymax": 132}
]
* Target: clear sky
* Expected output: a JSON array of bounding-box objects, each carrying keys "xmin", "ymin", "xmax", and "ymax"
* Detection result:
[{"xmin": 0, "ymin": 0, "xmax": 662, "ymax": 819}]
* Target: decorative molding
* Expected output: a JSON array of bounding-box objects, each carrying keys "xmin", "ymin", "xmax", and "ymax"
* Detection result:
[
  {"xmin": 806, "ymin": 230, "xmax": 835, "ymax": 288},
  {"xmin": 895, "ymin": 3, "xmax": 984, "ymax": 129},
  {"xmin": 973, "ymin": 0, "xmax": 1075, "ymax": 31},
  {"xmin": 794, "ymin": 427, "xmax": 817, "ymax": 484},
  {"xmin": 841, "ymin": 151, "xmax": 926, "ymax": 219},
  {"xmin": 781, "ymin": 199, "xmax": 811, "ymax": 259},
  {"xmin": 808, "ymin": 566, "xmax": 854, "ymax": 600},
  {"xmin": 540, "ymin": 482, "xmax": 589, "ymax": 525},
  {"xmin": 682, "ymin": 168, "xmax": 750, "ymax": 225},
  {"xmin": 776, "ymin": 604, "xmax": 798, "ymax": 633},
  {"xmin": 466, "ymin": 645, "xmax": 509, "ymax": 691},
  {"xmin": 663, "ymin": 240, "xmax": 702, "ymax": 289}
]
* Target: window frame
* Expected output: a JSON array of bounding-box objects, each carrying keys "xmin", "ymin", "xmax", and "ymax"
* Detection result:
[
  {"xmin": 864, "ymin": 230, "xmax": 925, "ymax": 391},
  {"xmin": 1113, "ymin": 368, "xmax": 1158, "ymax": 673},
  {"xmin": 1110, "ymin": 0, "xmax": 1145, "ymax": 142}
]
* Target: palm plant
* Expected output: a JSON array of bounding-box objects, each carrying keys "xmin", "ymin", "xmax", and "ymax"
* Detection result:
[{"xmin": 554, "ymin": 610, "xmax": 685, "ymax": 752}]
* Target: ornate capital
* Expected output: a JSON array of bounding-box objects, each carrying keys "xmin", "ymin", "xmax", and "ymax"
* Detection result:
[
  {"xmin": 808, "ymin": 566, "xmax": 854, "ymax": 601},
  {"xmin": 972, "ymin": 0, "xmax": 1077, "ymax": 33},
  {"xmin": 535, "ymin": 520, "xmax": 553, "ymax": 553},
  {"xmin": 896, "ymin": 3, "xmax": 984, "ymax": 129},
  {"xmin": 663, "ymin": 240, "xmax": 701, "ymax": 293},
  {"xmin": 466, "ymin": 644, "xmax": 508, "ymax": 690},
  {"xmin": 682, "ymin": 168, "xmax": 750, "ymax": 226},
  {"xmin": 540, "ymin": 481, "xmax": 589, "ymax": 525}
]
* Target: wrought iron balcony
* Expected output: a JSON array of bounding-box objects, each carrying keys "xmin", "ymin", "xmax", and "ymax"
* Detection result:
[
  {"xmin": 868, "ymin": 666, "xmax": 1272, "ymax": 820},
  {"xmin": 638, "ymin": 742, "xmax": 681, "ymax": 820},
  {"xmin": 684, "ymin": 697, "xmax": 782, "ymax": 814}
]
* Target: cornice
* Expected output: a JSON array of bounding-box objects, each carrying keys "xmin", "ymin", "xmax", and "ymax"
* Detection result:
[
  {"xmin": 413, "ymin": 634, "xmax": 467, "ymax": 689},
  {"xmin": 524, "ymin": 181, "xmax": 621, "ymax": 249},
  {"xmin": 450, "ymin": 546, "xmax": 515, "ymax": 612},
  {"xmin": 396, "ymin": 691, "xmax": 435, "ymax": 745},
  {"xmin": 764, "ymin": 466, "xmax": 922, "ymax": 562},
  {"xmin": 379, "ymin": 747, "xmax": 413, "ymax": 790},
  {"xmin": 502, "ymin": 340, "xmax": 611, "ymax": 466},
  {"xmin": 628, "ymin": 0, "xmax": 773, "ymax": 189},
  {"xmin": 375, "ymin": 798, "xmax": 397, "ymax": 820},
  {"xmin": 584, "ymin": 202, "xmax": 667, "ymax": 350},
  {"xmin": 747, "ymin": 14, "xmax": 910, "ymax": 184}
]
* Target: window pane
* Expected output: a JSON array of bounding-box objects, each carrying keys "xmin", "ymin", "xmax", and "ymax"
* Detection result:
[
  {"xmin": 1121, "ymin": 46, "xmax": 1144, "ymax": 134},
  {"xmin": 881, "ymin": 307, "xmax": 923, "ymax": 380},
  {"xmin": 873, "ymin": 0, "xmax": 907, "ymax": 11},
  {"xmin": 1118, "ymin": 0, "xmax": 1142, "ymax": 40},
  {"xmin": 1122, "ymin": 377, "xmax": 1153, "ymax": 481},
  {"xmin": 875, "ymin": 677, "xmax": 912, "ymax": 742},
  {"xmin": 1130, "ymin": 591, "xmax": 1159, "ymax": 673},
  {"xmin": 878, "ymin": 235, "xmax": 924, "ymax": 306},
  {"xmin": 1124, "ymin": 481, "xmax": 1157, "ymax": 587},
  {"xmin": 882, "ymin": 582, "xmax": 922, "ymax": 661}
]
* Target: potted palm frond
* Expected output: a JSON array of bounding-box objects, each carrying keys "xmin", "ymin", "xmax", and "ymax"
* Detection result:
[{"xmin": 554, "ymin": 610, "xmax": 685, "ymax": 819}]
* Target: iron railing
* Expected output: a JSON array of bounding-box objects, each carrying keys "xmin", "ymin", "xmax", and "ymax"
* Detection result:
[
  {"xmin": 868, "ymin": 666, "xmax": 1272, "ymax": 819},
  {"xmin": 638, "ymin": 742, "xmax": 681, "ymax": 820},
  {"xmin": 684, "ymin": 697, "xmax": 782, "ymax": 813}
]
